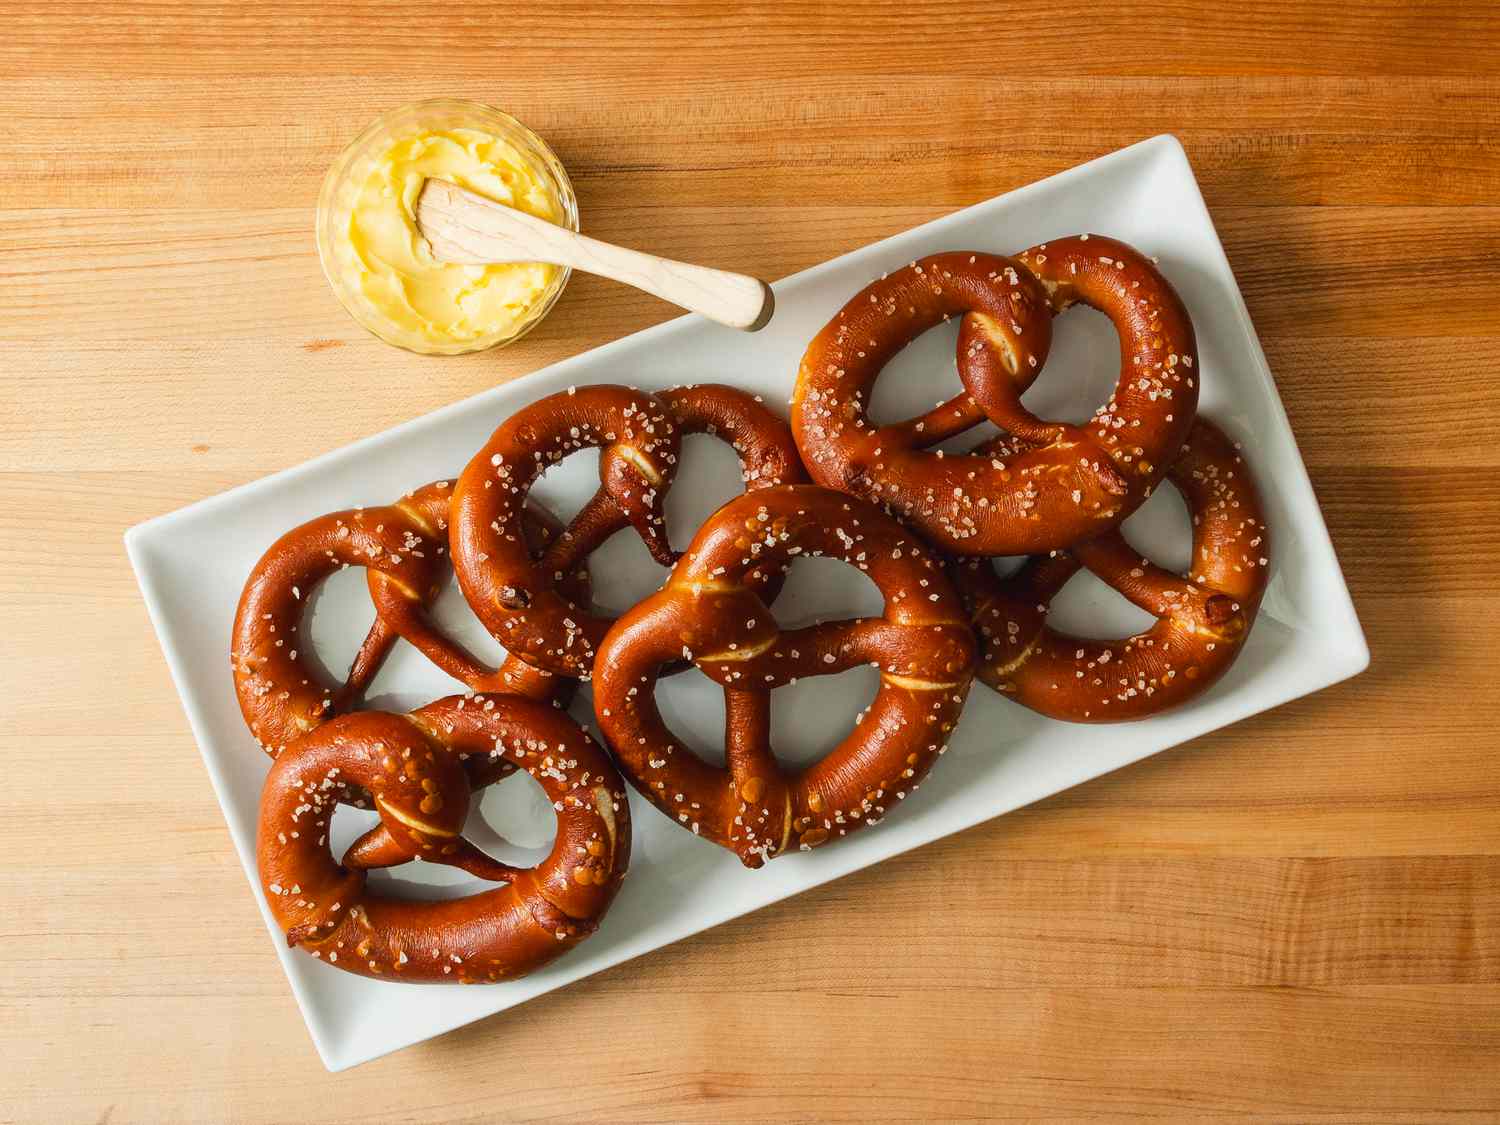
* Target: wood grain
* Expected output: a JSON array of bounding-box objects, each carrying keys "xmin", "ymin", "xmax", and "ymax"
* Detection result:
[
  {"xmin": 3, "ymin": 2, "xmax": 1499, "ymax": 1122},
  {"xmin": 8, "ymin": 76, "xmax": 1500, "ymax": 209},
  {"xmin": 7, "ymin": 2, "xmax": 1500, "ymax": 78}
]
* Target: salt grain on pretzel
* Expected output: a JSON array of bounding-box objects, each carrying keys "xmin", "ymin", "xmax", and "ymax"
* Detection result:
[
  {"xmin": 593, "ymin": 484, "xmax": 974, "ymax": 867},
  {"xmin": 953, "ymin": 419, "xmax": 1269, "ymax": 721},
  {"xmin": 257, "ymin": 694, "xmax": 630, "ymax": 983},
  {"xmin": 792, "ymin": 236, "xmax": 1198, "ymax": 556}
]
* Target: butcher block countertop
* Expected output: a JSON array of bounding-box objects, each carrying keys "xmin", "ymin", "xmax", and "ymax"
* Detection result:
[{"xmin": 3, "ymin": 3, "xmax": 1498, "ymax": 1121}]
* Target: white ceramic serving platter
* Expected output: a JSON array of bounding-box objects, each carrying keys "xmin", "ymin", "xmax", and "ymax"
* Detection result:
[{"xmin": 126, "ymin": 135, "xmax": 1367, "ymax": 1071}]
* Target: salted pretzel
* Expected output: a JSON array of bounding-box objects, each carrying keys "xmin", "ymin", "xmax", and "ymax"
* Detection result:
[
  {"xmin": 451, "ymin": 383, "xmax": 805, "ymax": 680},
  {"xmin": 232, "ymin": 481, "xmax": 584, "ymax": 761},
  {"xmin": 257, "ymin": 694, "xmax": 630, "ymax": 983},
  {"xmin": 792, "ymin": 235, "xmax": 1198, "ymax": 556},
  {"xmin": 953, "ymin": 418, "xmax": 1269, "ymax": 721},
  {"xmin": 593, "ymin": 485, "xmax": 974, "ymax": 868}
]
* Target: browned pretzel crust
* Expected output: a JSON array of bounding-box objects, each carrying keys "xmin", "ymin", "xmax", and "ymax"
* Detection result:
[
  {"xmin": 593, "ymin": 484, "xmax": 974, "ymax": 868},
  {"xmin": 232, "ymin": 481, "xmax": 580, "ymax": 760},
  {"xmin": 954, "ymin": 419, "xmax": 1270, "ymax": 721},
  {"xmin": 793, "ymin": 236, "xmax": 1197, "ymax": 556},
  {"xmin": 257, "ymin": 694, "xmax": 630, "ymax": 983},
  {"xmin": 450, "ymin": 383, "xmax": 804, "ymax": 680}
]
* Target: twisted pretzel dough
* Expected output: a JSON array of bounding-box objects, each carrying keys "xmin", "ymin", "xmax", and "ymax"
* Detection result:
[
  {"xmin": 594, "ymin": 484, "xmax": 974, "ymax": 867},
  {"xmin": 257, "ymin": 694, "xmax": 630, "ymax": 983},
  {"xmin": 232, "ymin": 481, "xmax": 582, "ymax": 760},
  {"xmin": 792, "ymin": 236, "xmax": 1197, "ymax": 556},
  {"xmin": 451, "ymin": 383, "xmax": 804, "ymax": 680},
  {"xmin": 954, "ymin": 418, "xmax": 1269, "ymax": 721}
]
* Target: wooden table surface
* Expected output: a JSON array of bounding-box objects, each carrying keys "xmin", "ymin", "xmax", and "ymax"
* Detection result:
[{"xmin": 5, "ymin": 3, "xmax": 1499, "ymax": 1121}]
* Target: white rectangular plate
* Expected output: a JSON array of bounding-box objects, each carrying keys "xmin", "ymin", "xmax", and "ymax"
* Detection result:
[{"xmin": 126, "ymin": 136, "xmax": 1367, "ymax": 1071}]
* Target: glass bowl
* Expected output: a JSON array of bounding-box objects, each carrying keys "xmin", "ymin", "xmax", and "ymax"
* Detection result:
[{"xmin": 316, "ymin": 99, "xmax": 579, "ymax": 356}]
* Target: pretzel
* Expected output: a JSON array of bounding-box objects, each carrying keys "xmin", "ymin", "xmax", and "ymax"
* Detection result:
[
  {"xmin": 257, "ymin": 693, "xmax": 630, "ymax": 983},
  {"xmin": 593, "ymin": 484, "xmax": 974, "ymax": 868},
  {"xmin": 451, "ymin": 383, "xmax": 805, "ymax": 680},
  {"xmin": 232, "ymin": 481, "xmax": 583, "ymax": 762},
  {"xmin": 953, "ymin": 419, "xmax": 1269, "ymax": 721},
  {"xmin": 792, "ymin": 236, "xmax": 1198, "ymax": 556}
]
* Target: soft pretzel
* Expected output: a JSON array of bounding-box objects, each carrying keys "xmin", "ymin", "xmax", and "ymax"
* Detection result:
[
  {"xmin": 953, "ymin": 418, "xmax": 1269, "ymax": 721},
  {"xmin": 257, "ymin": 693, "xmax": 630, "ymax": 983},
  {"xmin": 792, "ymin": 236, "xmax": 1197, "ymax": 556},
  {"xmin": 451, "ymin": 383, "xmax": 805, "ymax": 680},
  {"xmin": 232, "ymin": 481, "xmax": 581, "ymax": 761},
  {"xmin": 593, "ymin": 484, "xmax": 974, "ymax": 867}
]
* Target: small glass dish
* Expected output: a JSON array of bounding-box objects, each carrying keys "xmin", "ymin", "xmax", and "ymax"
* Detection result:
[{"xmin": 315, "ymin": 99, "xmax": 579, "ymax": 356}]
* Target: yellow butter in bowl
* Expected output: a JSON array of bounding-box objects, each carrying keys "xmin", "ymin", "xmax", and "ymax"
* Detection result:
[{"xmin": 317, "ymin": 102, "xmax": 578, "ymax": 355}]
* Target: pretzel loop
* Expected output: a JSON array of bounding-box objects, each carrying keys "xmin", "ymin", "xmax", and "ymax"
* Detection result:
[
  {"xmin": 792, "ymin": 236, "xmax": 1198, "ymax": 556},
  {"xmin": 594, "ymin": 485, "xmax": 975, "ymax": 868},
  {"xmin": 954, "ymin": 418, "xmax": 1270, "ymax": 721}
]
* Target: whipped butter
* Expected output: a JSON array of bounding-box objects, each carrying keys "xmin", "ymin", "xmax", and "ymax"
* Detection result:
[{"xmin": 338, "ymin": 127, "xmax": 565, "ymax": 350}]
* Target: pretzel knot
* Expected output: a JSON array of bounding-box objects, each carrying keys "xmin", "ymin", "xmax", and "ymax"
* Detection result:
[
  {"xmin": 257, "ymin": 694, "xmax": 630, "ymax": 983},
  {"xmin": 954, "ymin": 419, "xmax": 1270, "ymax": 721},
  {"xmin": 593, "ymin": 485, "xmax": 975, "ymax": 868},
  {"xmin": 232, "ymin": 481, "xmax": 583, "ymax": 764},
  {"xmin": 452, "ymin": 383, "xmax": 805, "ymax": 680},
  {"xmin": 792, "ymin": 235, "xmax": 1198, "ymax": 556}
]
